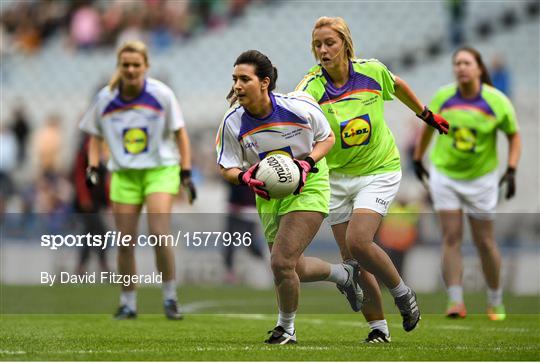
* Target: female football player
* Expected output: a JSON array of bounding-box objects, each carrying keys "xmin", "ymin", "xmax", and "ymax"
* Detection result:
[
  {"xmin": 80, "ymin": 40, "xmax": 196, "ymax": 320},
  {"xmin": 217, "ymin": 50, "xmax": 364, "ymax": 345},
  {"xmin": 296, "ymin": 16, "xmax": 449, "ymax": 342},
  {"xmin": 413, "ymin": 46, "xmax": 521, "ymax": 321}
]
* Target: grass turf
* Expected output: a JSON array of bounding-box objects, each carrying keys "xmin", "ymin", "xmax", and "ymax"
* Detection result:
[{"xmin": 1, "ymin": 285, "xmax": 539, "ymax": 361}]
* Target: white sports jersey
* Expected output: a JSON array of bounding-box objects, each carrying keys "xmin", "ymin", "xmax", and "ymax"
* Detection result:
[
  {"xmin": 79, "ymin": 78, "xmax": 185, "ymax": 171},
  {"xmin": 216, "ymin": 91, "xmax": 331, "ymax": 169}
]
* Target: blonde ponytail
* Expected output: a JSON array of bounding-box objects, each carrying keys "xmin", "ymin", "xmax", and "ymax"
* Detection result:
[{"xmin": 108, "ymin": 40, "xmax": 150, "ymax": 91}]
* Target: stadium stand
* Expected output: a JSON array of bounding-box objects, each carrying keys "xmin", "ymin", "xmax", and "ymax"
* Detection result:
[{"xmin": 1, "ymin": 1, "xmax": 538, "ymax": 291}]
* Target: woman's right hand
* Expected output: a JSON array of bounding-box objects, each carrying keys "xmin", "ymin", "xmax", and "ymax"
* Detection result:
[{"xmin": 238, "ymin": 163, "xmax": 270, "ymax": 200}]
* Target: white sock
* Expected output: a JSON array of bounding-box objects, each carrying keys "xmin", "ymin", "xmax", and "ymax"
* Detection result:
[
  {"xmin": 162, "ymin": 280, "xmax": 177, "ymax": 301},
  {"xmin": 120, "ymin": 291, "xmax": 137, "ymax": 311},
  {"xmin": 487, "ymin": 287, "xmax": 503, "ymax": 306},
  {"xmin": 448, "ymin": 285, "xmax": 464, "ymax": 303},
  {"xmin": 277, "ymin": 310, "xmax": 296, "ymax": 335},
  {"xmin": 389, "ymin": 279, "xmax": 409, "ymax": 298},
  {"xmin": 368, "ymin": 319, "xmax": 389, "ymax": 336},
  {"xmin": 325, "ymin": 264, "xmax": 349, "ymax": 285}
]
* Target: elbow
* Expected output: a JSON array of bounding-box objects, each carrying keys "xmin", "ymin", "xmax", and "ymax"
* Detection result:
[
  {"xmin": 328, "ymin": 133, "xmax": 336, "ymax": 148},
  {"xmin": 394, "ymin": 75, "xmax": 404, "ymax": 90}
]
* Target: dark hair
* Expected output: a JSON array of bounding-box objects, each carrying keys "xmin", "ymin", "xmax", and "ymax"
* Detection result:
[
  {"xmin": 226, "ymin": 50, "xmax": 278, "ymax": 105},
  {"xmin": 452, "ymin": 46, "xmax": 493, "ymax": 86}
]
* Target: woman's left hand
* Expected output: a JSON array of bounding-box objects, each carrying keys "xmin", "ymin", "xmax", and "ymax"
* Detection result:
[{"xmin": 293, "ymin": 157, "xmax": 318, "ymax": 195}]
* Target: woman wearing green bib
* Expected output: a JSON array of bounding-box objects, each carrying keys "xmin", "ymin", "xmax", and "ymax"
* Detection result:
[
  {"xmin": 413, "ymin": 47, "xmax": 521, "ymax": 321},
  {"xmin": 297, "ymin": 17, "xmax": 449, "ymax": 342},
  {"xmin": 80, "ymin": 41, "xmax": 196, "ymax": 320}
]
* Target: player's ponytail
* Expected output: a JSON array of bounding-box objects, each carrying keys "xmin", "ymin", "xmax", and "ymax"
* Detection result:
[
  {"xmin": 226, "ymin": 50, "xmax": 278, "ymax": 106},
  {"xmin": 108, "ymin": 40, "xmax": 150, "ymax": 91},
  {"xmin": 453, "ymin": 46, "xmax": 493, "ymax": 87},
  {"xmin": 269, "ymin": 66, "xmax": 278, "ymax": 92}
]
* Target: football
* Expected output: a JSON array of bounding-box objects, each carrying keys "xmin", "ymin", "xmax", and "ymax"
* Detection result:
[{"xmin": 255, "ymin": 154, "xmax": 301, "ymax": 199}]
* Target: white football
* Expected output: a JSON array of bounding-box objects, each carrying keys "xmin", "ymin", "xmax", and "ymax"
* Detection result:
[{"xmin": 255, "ymin": 154, "xmax": 301, "ymax": 199}]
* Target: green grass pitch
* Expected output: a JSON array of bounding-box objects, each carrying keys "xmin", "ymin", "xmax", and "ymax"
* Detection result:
[{"xmin": 1, "ymin": 284, "xmax": 539, "ymax": 361}]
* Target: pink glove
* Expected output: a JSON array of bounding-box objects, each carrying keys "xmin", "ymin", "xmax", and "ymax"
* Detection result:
[
  {"xmin": 238, "ymin": 163, "xmax": 270, "ymax": 200},
  {"xmin": 293, "ymin": 157, "xmax": 318, "ymax": 195}
]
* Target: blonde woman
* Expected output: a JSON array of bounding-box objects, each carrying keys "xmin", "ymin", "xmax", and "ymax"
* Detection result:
[
  {"xmin": 297, "ymin": 17, "xmax": 449, "ymax": 342},
  {"xmin": 80, "ymin": 40, "xmax": 196, "ymax": 320}
]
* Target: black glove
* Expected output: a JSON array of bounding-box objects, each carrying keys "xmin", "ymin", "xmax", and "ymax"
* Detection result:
[
  {"xmin": 499, "ymin": 166, "xmax": 516, "ymax": 199},
  {"xmin": 85, "ymin": 166, "xmax": 100, "ymax": 188},
  {"xmin": 180, "ymin": 169, "xmax": 197, "ymax": 204},
  {"xmin": 412, "ymin": 160, "xmax": 429, "ymax": 183}
]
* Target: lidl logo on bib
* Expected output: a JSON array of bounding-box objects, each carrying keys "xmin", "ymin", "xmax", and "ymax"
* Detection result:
[
  {"xmin": 123, "ymin": 127, "xmax": 148, "ymax": 154},
  {"xmin": 453, "ymin": 127, "xmax": 477, "ymax": 153},
  {"xmin": 340, "ymin": 115, "xmax": 371, "ymax": 148},
  {"xmin": 258, "ymin": 146, "xmax": 293, "ymax": 160}
]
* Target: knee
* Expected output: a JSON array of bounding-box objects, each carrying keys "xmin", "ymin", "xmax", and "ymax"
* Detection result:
[
  {"xmin": 270, "ymin": 254, "xmax": 297, "ymax": 281},
  {"xmin": 118, "ymin": 245, "xmax": 135, "ymax": 258},
  {"xmin": 443, "ymin": 232, "xmax": 462, "ymax": 249},
  {"xmin": 475, "ymin": 237, "xmax": 496, "ymax": 253},
  {"xmin": 346, "ymin": 236, "xmax": 372, "ymax": 257}
]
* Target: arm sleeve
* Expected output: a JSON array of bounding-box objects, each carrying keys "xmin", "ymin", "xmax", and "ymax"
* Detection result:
[
  {"xmin": 307, "ymin": 102, "xmax": 331, "ymax": 142},
  {"xmin": 295, "ymin": 68, "xmax": 326, "ymax": 103},
  {"xmin": 79, "ymin": 96, "xmax": 102, "ymax": 136},
  {"xmin": 375, "ymin": 60, "xmax": 396, "ymax": 101},
  {"xmin": 497, "ymin": 96, "xmax": 519, "ymax": 135},
  {"xmin": 166, "ymin": 88, "xmax": 186, "ymax": 131},
  {"xmin": 216, "ymin": 118, "xmax": 244, "ymax": 169}
]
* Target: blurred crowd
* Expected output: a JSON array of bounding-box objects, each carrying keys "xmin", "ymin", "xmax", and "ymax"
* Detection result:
[{"xmin": 1, "ymin": 0, "xmax": 266, "ymax": 54}]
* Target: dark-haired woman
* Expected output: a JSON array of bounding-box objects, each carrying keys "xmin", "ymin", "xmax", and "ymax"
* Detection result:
[
  {"xmin": 216, "ymin": 50, "xmax": 365, "ymax": 345},
  {"xmin": 413, "ymin": 47, "xmax": 521, "ymax": 321}
]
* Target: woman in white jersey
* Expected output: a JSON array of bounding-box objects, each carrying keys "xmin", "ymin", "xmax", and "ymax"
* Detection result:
[
  {"xmin": 413, "ymin": 47, "xmax": 521, "ymax": 321},
  {"xmin": 217, "ymin": 50, "xmax": 365, "ymax": 345},
  {"xmin": 297, "ymin": 17, "xmax": 450, "ymax": 342},
  {"xmin": 80, "ymin": 40, "xmax": 196, "ymax": 320}
]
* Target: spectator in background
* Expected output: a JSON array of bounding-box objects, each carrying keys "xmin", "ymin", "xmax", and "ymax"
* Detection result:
[
  {"xmin": 116, "ymin": 11, "xmax": 147, "ymax": 48},
  {"xmin": 376, "ymin": 191, "xmax": 422, "ymax": 275},
  {"xmin": 32, "ymin": 114, "xmax": 63, "ymax": 177},
  {"xmin": 100, "ymin": 1, "xmax": 124, "ymax": 47},
  {"xmin": 10, "ymin": 103, "xmax": 31, "ymax": 165},
  {"xmin": 69, "ymin": 1, "xmax": 102, "ymax": 50},
  {"xmin": 222, "ymin": 183, "xmax": 265, "ymax": 284},
  {"xmin": 490, "ymin": 55, "xmax": 511, "ymax": 98},
  {"xmin": 0, "ymin": 126, "xmax": 18, "ymax": 215},
  {"xmin": 447, "ymin": 0, "xmax": 467, "ymax": 47},
  {"xmin": 73, "ymin": 134, "xmax": 110, "ymax": 275}
]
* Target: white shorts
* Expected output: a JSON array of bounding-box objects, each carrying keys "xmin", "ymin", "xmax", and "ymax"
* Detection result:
[
  {"xmin": 327, "ymin": 171, "xmax": 402, "ymax": 225},
  {"xmin": 429, "ymin": 166, "xmax": 498, "ymax": 220}
]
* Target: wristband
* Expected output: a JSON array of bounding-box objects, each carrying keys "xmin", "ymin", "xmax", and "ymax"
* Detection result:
[
  {"xmin": 238, "ymin": 172, "xmax": 246, "ymax": 185},
  {"xmin": 180, "ymin": 169, "xmax": 192, "ymax": 179},
  {"xmin": 304, "ymin": 156, "xmax": 316, "ymax": 169},
  {"xmin": 417, "ymin": 106, "xmax": 430, "ymax": 120}
]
